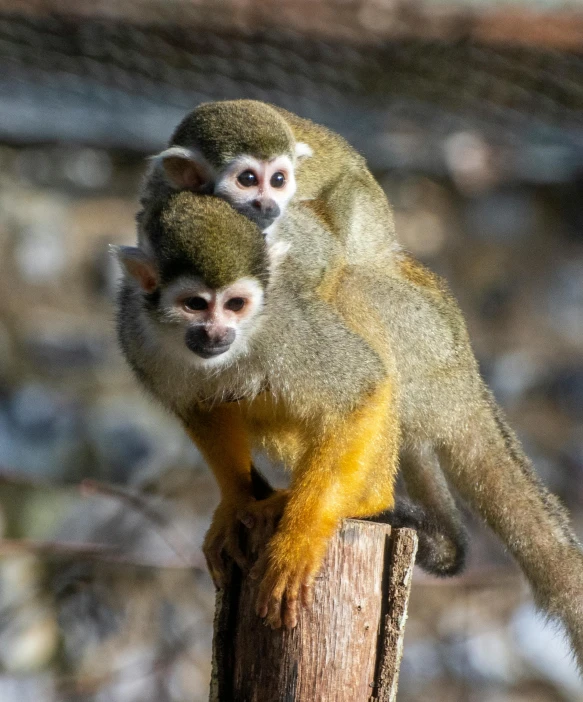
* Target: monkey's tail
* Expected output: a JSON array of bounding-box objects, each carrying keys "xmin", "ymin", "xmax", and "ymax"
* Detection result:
[
  {"xmin": 440, "ymin": 387, "xmax": 583, "ymax": 673},
  {"xmin": 371, "ymin": 499, "xmax": 468, "ymax": 577}
]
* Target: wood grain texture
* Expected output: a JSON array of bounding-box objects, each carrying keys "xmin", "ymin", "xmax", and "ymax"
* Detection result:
[
  {"xmin": 375, "ymin": 529, "xmax": 417, "ymax": 702},
  {"xmin": 210, "ymin": 521, "xmax": 417, "ymax": 702}
]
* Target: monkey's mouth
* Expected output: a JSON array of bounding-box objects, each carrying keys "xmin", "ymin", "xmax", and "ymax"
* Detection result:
[
  {"xmin": 185, "ymin": 339, "xmax": 232, "ymax": 359},
  {"xmin": 248, "ymin": 212, "xmax": 278, "ymax": 231},
  {"xmin": 191, "ymin": 345, "xmax": 232, "ymax": 359}
]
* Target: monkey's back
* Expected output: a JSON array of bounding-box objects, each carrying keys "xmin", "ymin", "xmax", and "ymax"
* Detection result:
[
  {"xmin": 336, "ymin": 255, "xmax": 485, "ymax": 442},
  {"xmin": 272, "ymin": 105, "xmax": 368, "ymax": 197}
]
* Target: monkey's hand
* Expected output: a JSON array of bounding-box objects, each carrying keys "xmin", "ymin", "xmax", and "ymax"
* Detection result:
[
  {"xmin": 238, "ymin": 489, "xmax": 290, "ymax": 555},
  {"xmin": 203, "ymin": 497, "xmax": 257, "ymax": 588},
  {"xmin": 250, "ymin": 529, "xmax": 329, "ymax": 629}
]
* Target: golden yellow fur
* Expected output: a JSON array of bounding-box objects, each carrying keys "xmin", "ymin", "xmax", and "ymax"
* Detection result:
[{"xmin": 193, "ymin": 373, "xmax": 399, "ymax": 627}]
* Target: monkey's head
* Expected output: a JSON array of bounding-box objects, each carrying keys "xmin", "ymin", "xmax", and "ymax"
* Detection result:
[
  {"xmin": 117, "ymin": 192, "xmax": 274, "ymax": 367},
  {"xmin": 152, "ymin": 100, "xmax": 312, "ymax": 233}
]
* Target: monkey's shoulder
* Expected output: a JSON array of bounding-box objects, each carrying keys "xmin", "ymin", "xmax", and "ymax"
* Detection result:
[{"xmin": 260, "ymin": 281, "xmax": 388, "ymax": 401}]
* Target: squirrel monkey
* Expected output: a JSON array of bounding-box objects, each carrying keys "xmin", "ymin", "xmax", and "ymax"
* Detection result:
[
  {"xmin": 116, "ymin": 191, "xmax": 400, "ymax": 630},
  {"xmin": 118, "ymin": 190, "xmax": 583, "ymax": 672},
  {"xmin": 142, "ymin": 99, "xmax": 397, "ymax": 265},
  {"xmin": 117, "ymin": 188, "xmax": 583, "ymax": 669},
  {"xmin": 142, "ymin": 99, "xmax": 468, "ymax": 575},
  {"xmin": 134, "ymin": 104, "xmax": 583, "ymax": 669}
]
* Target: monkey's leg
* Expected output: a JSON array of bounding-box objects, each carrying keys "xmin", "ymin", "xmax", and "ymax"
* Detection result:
[
  {"xmin": 184, "ymin": 404, "xmax": 256, "ymax": 587},
  {"xmin": 373, "ymin": 443, "xmax": 468, "ymax": 576},
  {"xmin": 438, "ymin": 391, "xmax": 583, "ymax": 672},
  {"xmin": 252, "ymin": 378, "xmax": 399, "ymax": 629}
]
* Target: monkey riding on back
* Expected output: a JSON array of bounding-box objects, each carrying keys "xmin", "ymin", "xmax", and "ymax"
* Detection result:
[{"xmin": 118, "ymin": 100, "xmax": 583, "ymax": 674}]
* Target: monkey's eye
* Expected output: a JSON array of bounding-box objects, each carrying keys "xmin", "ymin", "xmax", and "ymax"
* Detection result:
[
  {"xmin": 225, "ymin": 297, "xmax": 246, "ymax": 312},
  {"xmin": 183, "ymin": 297, "xmax": 208, "ymax": 311},
  {"xmin": 237, "ymin": 171, "xmax": 258, "ymax": 187},
  {"xmin": 270, "ymin": 172, "xmax": 285, "ymax": 188}
]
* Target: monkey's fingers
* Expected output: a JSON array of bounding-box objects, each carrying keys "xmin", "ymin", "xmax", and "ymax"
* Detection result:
[
  {"xmin": 282, "ymin": 585, "xmax": 300, "ymax": 629},
  {"xmin": 253, "ymin": 562, "xmax": 309, "ymax": 629},
  {"xmin": 203, "ymin": 533, "xmax": 248, "ymax": 587},
  {"xmin": 203, "ymin": 515, "xmax": 250, "ymax": 588},
  {"xmin": 249, "ymin": 550, "xmax": 267, "ymax": 584},
  {"xmin": 256, "ymin": 568, "xmax": 286, "ymax": 629},
  {"xmin": 238, "ymin": 490, "xmax": 289, "ymax": 556},
  {"xmin": 283, "ymin": 562, "xmax": 316, "ymax": 627},
  {"xmin": 266, "ymin": 592, "xmax": 285, "ymax": 629},
  {"xmin": 264, "ymin": 568, "xmax": 307, "ymax": 629},
  {"xmin": 251, "ymin": 551, "xmax": 275, "ymax": 616},
  {"xmin": 300, "ymin": 569, "xmax": 315, "ymax": 610}
]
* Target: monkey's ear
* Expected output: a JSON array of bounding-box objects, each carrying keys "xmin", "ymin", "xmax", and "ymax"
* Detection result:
[
  {"xmin": 112, "ymin": 245, "xmax": 159, "ymax": 293},
  {"xmin": 295, "ymin": 142, "xmax": 313, "ymax": 159},
  {"xmin": 152, "ymin": 146, "xmax": 211, "ymax": 190}
]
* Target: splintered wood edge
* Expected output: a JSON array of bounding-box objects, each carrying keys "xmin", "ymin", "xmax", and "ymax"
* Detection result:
[
  {"xmin": 374, "ymin": 528, "xmax": 418, "ymax": 702},
  {"xmin": 209, "ymin": 586, "xmax": 225, "ymax": 702}
]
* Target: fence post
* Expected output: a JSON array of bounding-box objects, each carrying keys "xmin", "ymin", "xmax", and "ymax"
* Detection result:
[{"xmin": 210, "ymin": 520, "xmax": 417, "ymax": 702}]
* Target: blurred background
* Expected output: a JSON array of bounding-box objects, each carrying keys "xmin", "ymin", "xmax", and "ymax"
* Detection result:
[{"xmin": 0, "ymin": 0, "xmax": 582, "ymax": 700}]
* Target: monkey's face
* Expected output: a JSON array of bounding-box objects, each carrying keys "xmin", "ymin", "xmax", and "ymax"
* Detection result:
[
  {"xmin": 156, "ymin": 147, "xmax": 300, "ymax": 234},
  {"xmin": 158, "ymin": 275, "xmax": 265, "ymax": 367},
  {"xmin": 213, "ymin": 154, "xmax": 296, "ymax": 233},
  {"xmin": 115, "ymin": 245, "xmax": 266, "ymax": 369}
]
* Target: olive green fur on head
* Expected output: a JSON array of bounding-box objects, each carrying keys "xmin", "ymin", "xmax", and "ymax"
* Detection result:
[
  {"xmin": 172, "ymin": 100, "xmax": 295, "ymax": 168},
  {"xmin": 148, "ymin": 192, "xmax": 269, "ymax": 289}
]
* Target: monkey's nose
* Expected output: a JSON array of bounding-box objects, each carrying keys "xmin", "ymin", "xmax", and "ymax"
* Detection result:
[
  {"xmin": 206, "ymin": 327, "xmax": 236, "ymax": 345},
  {"xmin": 245, "ymin": 200, "xmax": 280, "ymax": 230},
  {"xmin": 185, "ymin": 327, "xmax": 235, "ymax": 359}
]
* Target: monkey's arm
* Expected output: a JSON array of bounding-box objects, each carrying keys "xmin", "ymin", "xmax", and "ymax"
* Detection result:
[
  {"xmin": 248, "ymin": 377, "xmax": 399, "ymax": 628},
  {"xmin": 184, "ymin": 403, "xmax": 254, "ymax": 585}
]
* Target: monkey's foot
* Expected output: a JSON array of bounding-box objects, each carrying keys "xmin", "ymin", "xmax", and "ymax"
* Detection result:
[
  {"xmin": 250, "ymin": 533, "xmax": 325, "ymax": 629},
  {"xmin": 203, "ymin": 498, "xmax": 255, "ymax": 588},
  {"xmin": 237, "ymin": 490, "xmax": 290, "ymax": 555}
]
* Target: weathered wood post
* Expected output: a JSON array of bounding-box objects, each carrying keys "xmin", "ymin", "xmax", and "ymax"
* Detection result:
[{"xmin": 210, "ymin": 520, "xmax": 417, "ymax": 702}]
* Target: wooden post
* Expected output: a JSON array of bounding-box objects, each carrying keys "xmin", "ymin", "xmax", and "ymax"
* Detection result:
[{"xmin": 210, "ymin": 520, "xmax": 418, "ymax": 702}]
